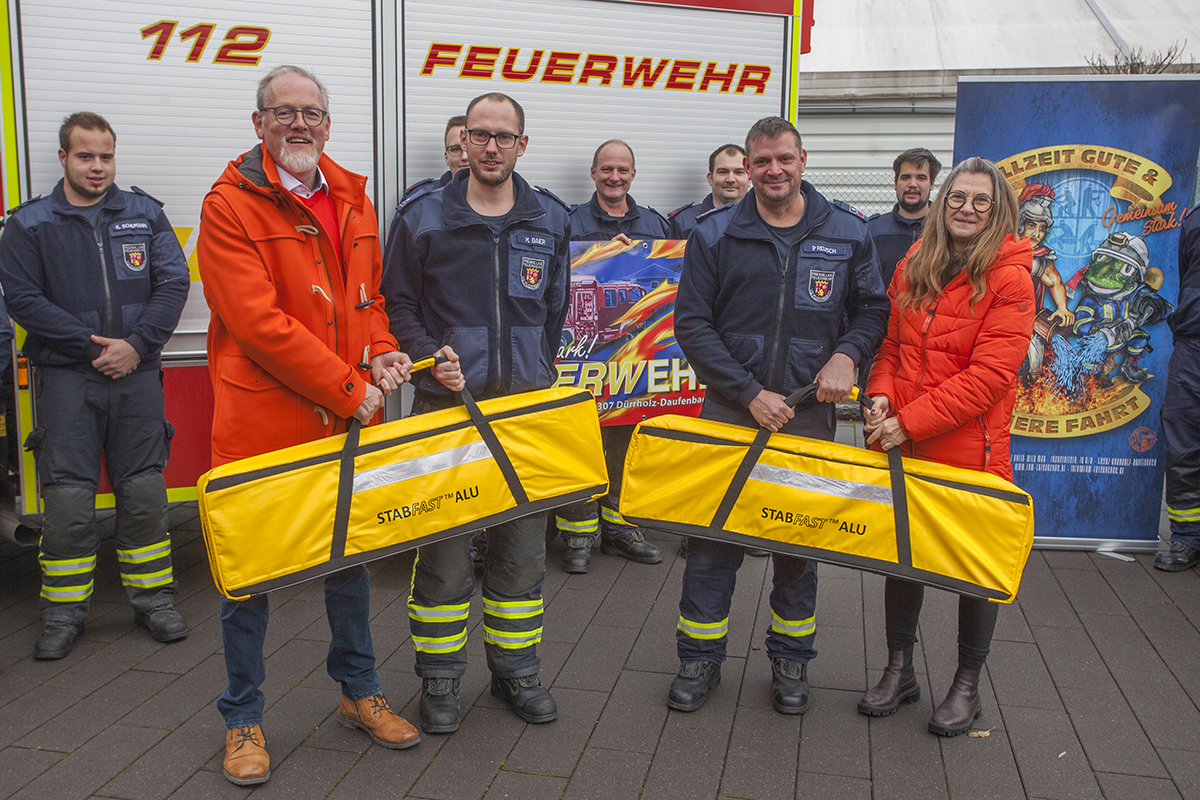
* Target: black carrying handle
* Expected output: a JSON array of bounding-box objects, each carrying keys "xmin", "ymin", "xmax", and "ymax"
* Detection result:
[
  {"xmin": 707, "ymin": 382, "xmax": 911, "ymax": 569},
  {"xmin": 330, "ymin": 353, "xmax": 528, "ymax": 561}
]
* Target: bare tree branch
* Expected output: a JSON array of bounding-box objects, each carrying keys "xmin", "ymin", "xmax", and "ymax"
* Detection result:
[{"xmin": 1086, "ymin": 40, "xmax": 1198, "ymax": 74}]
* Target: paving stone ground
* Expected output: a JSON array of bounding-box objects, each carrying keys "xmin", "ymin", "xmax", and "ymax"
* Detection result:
[{"xmin": 0, "ymin": 440, "xmax": 1193, "ymax": 798}]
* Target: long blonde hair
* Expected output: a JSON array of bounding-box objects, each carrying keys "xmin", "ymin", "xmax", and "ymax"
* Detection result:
[{"xmin": 898, "ymin": 157, "xmax": 1019, "ymax": 312}]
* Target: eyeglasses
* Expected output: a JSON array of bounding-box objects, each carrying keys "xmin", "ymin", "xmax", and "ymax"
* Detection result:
[
  {"xmin": 465, "ymin": 129, "xmax": 519, "ymax": 149},
  {"xmin": 445, "ymin": 144, "xmax": 463, "ymax": 155},
  {"xmin": 945, "ymin": 191, "xmax": 993, "ymax": 213},
  {"xmin": 261, "ymin": 106, "xmax": 327, "ymax": 126}
]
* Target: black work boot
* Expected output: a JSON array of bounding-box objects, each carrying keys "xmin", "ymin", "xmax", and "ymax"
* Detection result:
[
  {"xmin": 135, "ymin": 605, "xmax": 189, "ymax": 643},
  {"xmin": 491, "ymin": 674, "xmax": 558, "ymax": 724},
  {"xmin": 929, "ymin": 666, "xmax": 982, "ymax": 736},
  {"xmin": 419, "ymin": 677, "xmax": 462, "ymax": 733},
  {"xmin": 600, "ymin": 529, "xmax": 663, "ymax": 564},
  {"xmin": 667, "ymin": 660, "xmax": 721, "ymax": 712},
  {"xmin": 1155, "ymin": 539, "xmax": 1200, "ymax": 572},
  {"xmin": 858, "ymin": 649, "xmax": 920, "ymax": 716},
  {"xmin": 770, "ymin": 657, "xmax": 810, "ymax": 714},
  {"xmin": 34, "ymin": 620, "xmax": 84, "ymax": 660},
  {"xmin": 562, "ymin": 536, "xmax": 592, "ymax": 574}
]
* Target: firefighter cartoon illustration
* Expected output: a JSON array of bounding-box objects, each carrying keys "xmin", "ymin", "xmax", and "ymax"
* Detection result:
[
  {"xmin": 1018, "ymin": 183, "xmax": 1075, "ymax": 373},
  {"xmin": 1070, "ymin": 231, "xmax": 1173, "ymax": 385}
]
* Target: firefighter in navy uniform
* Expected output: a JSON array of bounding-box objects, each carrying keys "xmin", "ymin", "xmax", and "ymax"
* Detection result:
[
  {"xmin": 671, "ymin": 117, "xmax": 888, "ymax": 714},
  {"xmin": 567, "ymin": 139, "xmax": 669, "ymax": 242},
  {"xmin": 555, "ymin": 139, "xmax": 667, "ymax": 573},
  {"xmin": 866, "ymin": 148, "xmax": 941, "ymax": 290},
  {"xmin": 384, "ymin": 92, "xmax": 570, "ymax": 734},
  {"xmin": 402, "ymin": 115, "xmax": 469, "ymax": 200},
  {"xmin": 0, "ymin": 112, "xmax": 189, "ymax": 660},
  {"xmin": 667, "ymin": 143, "xmax": 750, "ymax": 240},
  {"xmin": 1156, "ymin": 202, "xmax": 1200, "ymax": 570}
]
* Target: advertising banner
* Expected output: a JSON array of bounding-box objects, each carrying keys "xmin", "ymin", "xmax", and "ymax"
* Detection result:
[
  {"xmin": 954, "ymin": 76, "xmax": 1200, "ymax": 546},
  {"xmin": 554, "ymin": 240, "xmax": 704, "ymax": 426}
]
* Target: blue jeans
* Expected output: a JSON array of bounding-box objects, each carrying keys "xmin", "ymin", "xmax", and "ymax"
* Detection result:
[{"xmin": 217, "ymin": 565, "xmax": 381, "ymax": 728}]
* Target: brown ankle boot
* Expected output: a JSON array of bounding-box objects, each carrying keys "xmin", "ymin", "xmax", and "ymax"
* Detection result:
[
  {"xmin": 223, "ymin": 724, "xmax": 270, "ymax": 786},
  {"xmin": 858, "ymin": 649, "xmax": 919, "ymax": 716},
  {"xmin": 337, "ymin": 693, "xmax": 421, "ymax": 749},
  {"xmin": 929, "ymin": 666, "xmax": 982, "ymax": 736}
]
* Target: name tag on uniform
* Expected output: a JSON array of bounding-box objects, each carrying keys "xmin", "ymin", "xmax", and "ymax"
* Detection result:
[
  {"xmin": 802, "ymin": 242, "xmax": 850, "ymax": 258},
  {"xmin": 512, "ymin": 231, "xmax": 552, "ymax": 250},
  {"xmin": 111, "ymin": 220, "xmax": 151, "ymax": 235}
]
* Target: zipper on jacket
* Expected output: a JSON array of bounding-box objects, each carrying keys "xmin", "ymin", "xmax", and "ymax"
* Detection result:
[
  {"xmin": 762, "ymin": 243, "xmax": 791, "ymax": 390},
  {"xmin": 979, "ymin": 417, "xmax": 992, "ymax": 471},
  {"xmin": 491, "ymin": 208, "xmax": 548, "ymax": 394},
  {"xmin": 493, "ymin": 235, "xmax": 503, "ymax": 392},
  {"xmin": 912, "ymin": 300, "xmax": 939, "ymax": 398},
  {"xmin": 92, "ymin": 224, "xmax": 116, "ymax": 337}
]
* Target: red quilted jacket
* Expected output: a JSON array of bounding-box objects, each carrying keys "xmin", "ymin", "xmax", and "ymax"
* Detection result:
[{"xmin": 866, "ymin": 234, "xmax": 1035, "ymax": 480}]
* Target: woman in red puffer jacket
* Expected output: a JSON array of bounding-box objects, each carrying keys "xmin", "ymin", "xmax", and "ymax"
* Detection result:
[{"xmin": 859, "ymin": 156, "xmax": 1035, "ymax": 736}]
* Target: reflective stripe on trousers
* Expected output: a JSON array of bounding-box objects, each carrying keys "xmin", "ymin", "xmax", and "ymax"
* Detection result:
[
  {"xmin": 117, "ymin": 539, "xmax": 175, "ymax": 589},
  {"xmin": 771, "ymin": 609, "xmax": 816, "ymax": 638},
  {"xmin": 555, "ymin": 515, "xmax": 598, "ymax": 535},
  {"xmin": 408, "ymin": 598, "xmax": 470, "ymax": 655},
  {"xmin": 483, "ymin": 596, "xmax": 543, "ymax": 649},
  {"xmin": 600, "ymin": 506, "xmax": 627, "ymax": 527},
  {"xmin": 677, "ymin": 615, "xmax": 729, "ymax": 641},
  {"xmin": 39, "ymin": 554, "xmax": 97, "ymax": 603}
]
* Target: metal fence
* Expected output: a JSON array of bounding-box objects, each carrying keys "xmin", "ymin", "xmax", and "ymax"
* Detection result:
[{"xmin": 805, "ymin": 169, "xmax": 947, "ymax": 219}]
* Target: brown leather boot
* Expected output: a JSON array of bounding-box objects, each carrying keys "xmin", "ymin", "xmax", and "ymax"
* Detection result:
[
  {"xmin": 929, "ymin": 666, "xmax": 982, "ymax": 736},
  {"xmin": 858, "ymin": 649, "xmax": 920, "ymax": 716},
  {"xmin": 223, "ymin": 724, "xmax": 270, "ymax": 786},
  {"xmin": 337, "ymin": 693, "xmax": 421, "ymax": 749}
]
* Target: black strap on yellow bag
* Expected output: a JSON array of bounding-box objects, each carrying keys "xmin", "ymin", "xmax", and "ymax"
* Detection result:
[
  {"xmin": 709, "ymin": 384, "xmax": 913, "ymax": 570},
  {"xmin": 329, "ymin": 368, "xmax": 528, "ymax": 565},
  {"xmin": 621, "ymin": 383, "xmax": 1034, "ymax": 601},
  {"xmin": 199, "ymin": 355, "xmax": 609, "ymax": 599}
]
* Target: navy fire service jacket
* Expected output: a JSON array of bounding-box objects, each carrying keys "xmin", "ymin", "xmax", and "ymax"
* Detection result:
[
  {"xmin": 675, "ymin": 181, "xmax": 889, "ymax": 436},
  {"xmin": 0, "ymin": 180, "xmax": 188, "ymax": 372},
  {"xmin": 568, "ymin": 192, "xmax": 668, "ymax": 242},
  {"xmin": 383, "ymin": 169, "xmax": 571, "ymax": 403}
]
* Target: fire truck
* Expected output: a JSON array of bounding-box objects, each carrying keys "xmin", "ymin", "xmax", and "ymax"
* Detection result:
[
  {"xmin": 0, "ymin": 0, "xmax": 812, "ymax": 538},
  {"xmin": 564, "ymin": 277, "xmax": 648, "ymax": 343}
]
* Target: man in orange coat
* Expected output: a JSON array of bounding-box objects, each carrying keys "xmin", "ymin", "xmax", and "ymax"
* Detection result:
[{"xmin": 197, "ymin": 65, "xmax": 419, "ymax": 787}]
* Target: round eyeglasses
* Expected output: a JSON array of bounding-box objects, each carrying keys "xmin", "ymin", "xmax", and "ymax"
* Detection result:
[
  {"xmin": 945, "ymin": 191, "xmax": 993, "ymax": 213},
  {"xmin": 261, "ymin": 106, "xmax": 327, "ymax": 126}
]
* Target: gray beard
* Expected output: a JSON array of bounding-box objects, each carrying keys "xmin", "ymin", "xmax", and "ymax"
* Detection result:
[{"xmin": 275, "ymin": 147, "xmax": 320, "ymax": 177}]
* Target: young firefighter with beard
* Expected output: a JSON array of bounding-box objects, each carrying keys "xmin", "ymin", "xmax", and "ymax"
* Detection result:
[
  {"xmin": 198, "ymin": 65, "xmax": 420, "ymax": 786},
  {"xmin": 867, "ymin": 148, "xmax": 941, "ymax": 289},
  {"xmin": 383, "ymin": 92, "xmax": 571, "ymax": 735},
  {"xmin": 0, "ymin": 112, "xmax": 190, "ymax": 661}
]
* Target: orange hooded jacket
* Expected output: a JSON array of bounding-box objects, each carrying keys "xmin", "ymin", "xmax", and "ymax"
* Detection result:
[
  {"xmin": 198, "ymin": 145, "xmax": 398, "ymax": 466},
  {"xmin": 866, "ymin": 234, "xmax": 1035, "ymax": 480}
]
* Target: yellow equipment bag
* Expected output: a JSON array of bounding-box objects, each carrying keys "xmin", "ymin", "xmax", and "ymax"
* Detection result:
[
  {"xmin": 620, "ymin": 387, "xmax": 1034, "ymax": 602},
  {"xmin": 198, "ymin": 382, "xmax": 607, "ymax": 599}
]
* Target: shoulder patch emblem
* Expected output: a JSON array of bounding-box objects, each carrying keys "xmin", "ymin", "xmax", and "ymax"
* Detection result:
[
  {"xmin": 521, "ymin": 256, "xmax": 545, "ymax": 289},
  {"xmin": 808, "ymin": 270, "xmax": 835, "ymax": 303},
  {"xmin": 122, "ymin": 242, "xmax": 148, "ymax": 272}
]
